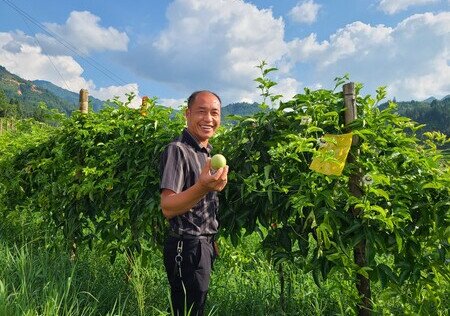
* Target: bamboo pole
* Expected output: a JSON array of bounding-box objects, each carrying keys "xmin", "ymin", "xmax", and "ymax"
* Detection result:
[
  {"xmin": 79, "ymin": 89, "xmax": 89, "ymax": 114},
  {"xmin": 343, "ymin": 82, "xmax": 372, "ymax": 316}
]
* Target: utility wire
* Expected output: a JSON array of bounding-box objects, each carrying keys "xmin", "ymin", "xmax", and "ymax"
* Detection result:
[
  {"xmin": 1, "ymin": 0, "xmax": 129, "ymax": 87},
  {"xmin": 21, "ymin": 16, "xmax": 72, "ymax": 92}
]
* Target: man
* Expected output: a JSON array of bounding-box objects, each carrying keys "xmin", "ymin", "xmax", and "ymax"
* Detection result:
[{"xmin": 159, "ymin": 90, "xmax": 229, "ymax": 316}]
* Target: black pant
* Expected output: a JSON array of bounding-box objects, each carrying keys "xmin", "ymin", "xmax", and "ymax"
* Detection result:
[{"xmin": 163, "ymin": 235, "xmax": 215, "ymax": 316}]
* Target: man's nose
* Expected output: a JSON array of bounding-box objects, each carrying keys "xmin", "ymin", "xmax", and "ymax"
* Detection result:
[{"xmin": 203, "ymin": 112, "xmax": 213, "ymax": 121}]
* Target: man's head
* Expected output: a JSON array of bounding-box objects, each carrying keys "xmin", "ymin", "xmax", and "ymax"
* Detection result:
[{"xmin": 185, "ymin": 90, "xmax": 221, "ymax": 146}]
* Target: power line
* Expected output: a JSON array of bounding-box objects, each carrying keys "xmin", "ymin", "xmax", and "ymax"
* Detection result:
[
  {"xmin": 21, "ymin": 16, "xmax": 72, "ymax": 92},
  {"xmin": 1, "ymin": 0, "xmax": 129, "ymax": 87}
]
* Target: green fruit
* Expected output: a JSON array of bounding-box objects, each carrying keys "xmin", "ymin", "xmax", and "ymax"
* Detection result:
[{"xmin": 211, "ymin": 154, "xmax": 226, "ymax": 170}]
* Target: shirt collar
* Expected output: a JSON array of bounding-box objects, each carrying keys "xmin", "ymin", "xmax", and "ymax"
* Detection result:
[{"xmin": 182, "ymin": 128, "xmax": 212, "ymax": 154}]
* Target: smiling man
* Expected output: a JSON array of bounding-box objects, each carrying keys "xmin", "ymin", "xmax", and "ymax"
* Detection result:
[{"xmin": 159, "ymin": 90, "xmax": 229, "ymax": 316}]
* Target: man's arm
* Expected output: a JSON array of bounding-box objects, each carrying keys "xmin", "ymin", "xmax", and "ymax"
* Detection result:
[{"xmin": 161, "ymin": 159, "xmax": 228, "ymax": 220}]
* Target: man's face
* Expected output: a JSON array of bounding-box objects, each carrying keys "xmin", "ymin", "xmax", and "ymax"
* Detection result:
[{"xmin": 185, "ymin": 92, "xmax": 221, "ymax": 145}]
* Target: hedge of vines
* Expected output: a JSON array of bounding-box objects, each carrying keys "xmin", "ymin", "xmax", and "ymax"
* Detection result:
[{"xmin": 0, "ymin": 67, "xmax": 448, "ymax": 312}]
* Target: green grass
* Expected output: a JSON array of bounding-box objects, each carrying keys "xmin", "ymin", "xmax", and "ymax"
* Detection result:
[{"xmin": 0, "ymin": 233, "xmax": 448, "ymax": 315}]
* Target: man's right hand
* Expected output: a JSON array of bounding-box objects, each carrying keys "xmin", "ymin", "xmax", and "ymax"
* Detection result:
[
  {"xmin": 160, "ymin": 159, "xmax": 229, "ymax": 219},
  {"xmin": 198, "ymin": 158, "xmax": 229, "ymax": 192}
]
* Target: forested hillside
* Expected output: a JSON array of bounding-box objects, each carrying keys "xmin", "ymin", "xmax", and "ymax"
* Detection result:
[
  {"xmin": 388, "ymin": 98, "xmax": 450, "ymax": 136},
  {"xmin": 221, "ymin": 101, "xmax": 265, "ymax": 124},
  {"xmin": 33, "ymin": 80, "xmax": 104, "ymax": 112},
  {"xmin": 0, "ymin": 66, "xmax": 104, "ymax": 119}
]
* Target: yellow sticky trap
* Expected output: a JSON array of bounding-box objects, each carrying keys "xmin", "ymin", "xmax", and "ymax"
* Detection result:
[{"xmin": 309, "ymin": 133, "xmax": 353, "ymax": 176}]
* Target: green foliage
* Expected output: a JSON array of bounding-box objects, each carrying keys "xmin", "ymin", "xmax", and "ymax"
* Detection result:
[
  {"xmin": 1, "ymin": 62, "xmax": 448, "ymax": 314},
  {"xmin": 0, "ymin": 66, "xmax": 87, "ymax": 118},
  {"xmin": 215, "ymin": 64, "xmax": 450, "ymax": 312},
  {"xmin": 0, "ymin": 89, "xmax": 19, "ymax": 118},
  {"xmin": 0, "ymin": 96, "xmax": 185, "ymax": 258},
  {"xmin": 379, "ymin": 98, "xmax": 450, "ymax": 138}
]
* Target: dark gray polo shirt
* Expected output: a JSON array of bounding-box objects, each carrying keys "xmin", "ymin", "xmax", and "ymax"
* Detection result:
[{"xmin": 160, "ymin": 128, "xmax": 219, "ymax": 236}]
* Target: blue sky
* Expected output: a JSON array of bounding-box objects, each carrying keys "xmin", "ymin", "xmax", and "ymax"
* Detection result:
[{"xmin": 0, "ymin": 0, "xmax": 449, "ymax": 108}]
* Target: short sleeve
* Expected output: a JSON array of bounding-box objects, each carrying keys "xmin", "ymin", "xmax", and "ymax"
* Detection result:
[{"xmin": 159, "ymin": 144, "xmax": 186, "ymax": 193}]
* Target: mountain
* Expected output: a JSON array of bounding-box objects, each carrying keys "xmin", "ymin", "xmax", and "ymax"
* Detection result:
[
  {"xmin": 422, "ymin": 95, "xmax": 450, "ymax": 103},
  {"xmin": 33, "ymin": 80, "xmax": 104, "ymax": 112},
  {"xmin": 0, "ymin": 66, "xmax": 106, "ymax": 117},
  {"xmin": 379, "ymin": 98, "xmax": 450, "ymax": 136},
  {"xmin": 221, "ymin": 101, "xmax": 263, "ymax": 123},
  {"xmin": 422, "ymin": 97, "xmax": 437, "ymax": 103},
  {"xmin": 0, "ymin": 65, "xmax": 80, "ymax": 116}
]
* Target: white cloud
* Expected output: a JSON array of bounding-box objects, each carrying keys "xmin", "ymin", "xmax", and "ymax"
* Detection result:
[
  {"xmin": 321, "ymin": 21, "xmax": 393, "ymax": 67},
  {"xmin": 288, "ymin": 21, "xmax": 393, "ymax": 67},
  {"xmin": 288, "ymin": 12, "xmax": 450, "ymax": 100},
  {"xmin": 125, "ymin": 0, "xmax": 297, "ymax": 106},
  {"xmin": 124, "ymin": 0, "xmax": 448, "ymax": 104},
  {"xmin": 0, "ymin": 10, "xmax": 135, "ymax": 106},
  {"xmin": 2, "ymin": 2, "xmax": 448, "ymax": 109},
  {"xmin": 160, "ymin": 98, "xmax": 186, "ymax": 109},
  {"xmin": 288, "ymin": 33, "xmax": 329, "ymax": 62},
  {"xmin": 36, "ymin": 11, "xmax": 129, "ymax": 55},
  {"xmin": 0, "ymin": 30, "xmax": 140, "ymax": 106},
  {"xmin": 0, "ymin": 11, "xmax": 137, "ymax": 107},
  {"xmin": 389, "ymin": 59, "xmax": 450, "ymax": 100},
  {"xmin": 0, "ymin": 31, "xmax": 95, "ymax": 91},
  {"xmin": 93, "ymin": 83, "xmax": 141, "ymax": 108},
  {"xmin": 288, "ymin": 0, "xmax": 321, "ymax": 24},
  {"xmin": 272, "ymin": 77, "xmax": 302, "ymax": 104},
  {"xmin": 378, "ymin": 0, "xmax": 438, "ymax": 15}
]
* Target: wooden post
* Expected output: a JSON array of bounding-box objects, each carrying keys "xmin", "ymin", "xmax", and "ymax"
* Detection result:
[
  {"xmin": 140, "ymin": 96, "xmax": 149, "ymax": 116},
  {"xmin": 344, "ymin": 83, "xmax": 359, "ymax": 146},
  {"xmin": 79, "ymin": 89, "xmax": 89, "ymax": 114},
  {"xmin": 68, "ymin": 89, "xmax": 89, "ymax": 260},
  {"xmin": 344, "ymin": 83, "xmax": 356, "ymax": 125},
  {"xmin": 343, "ymin": 82, "xmax": 372, "ymax": 316}
]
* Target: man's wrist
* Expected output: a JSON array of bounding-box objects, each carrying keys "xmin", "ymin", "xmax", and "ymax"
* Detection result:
[{"xmin": 196, "ymin": 179, "xmax": 211, "ymax": 195}]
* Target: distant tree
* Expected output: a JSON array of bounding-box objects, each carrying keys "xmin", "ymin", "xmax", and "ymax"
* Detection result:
[
  {"xmin": 379, "ymin": 98, "xmax": 450, "ymax": 138},
  {"xmin": 0, "ymin": 89, "xmax": 18, "ymax": 118}
]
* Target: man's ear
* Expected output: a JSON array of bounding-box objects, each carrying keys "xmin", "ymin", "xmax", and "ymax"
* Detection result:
[{"xmin": 185, "ymin": 107, "xmax": 190, "ymax": 119}]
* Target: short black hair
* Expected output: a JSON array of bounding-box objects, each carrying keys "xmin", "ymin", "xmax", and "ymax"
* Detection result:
[{"xmin": 187, "ymin": 90, "xmax": 221, "ymax": 108}]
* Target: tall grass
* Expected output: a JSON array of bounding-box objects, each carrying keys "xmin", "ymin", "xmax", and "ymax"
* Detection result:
[
  {"xmin": 0, "ymin": 243, "xmax": 96, "ymax": 315},
  {"xmin": 0, "ymin": 233, "xmax": 448, "ymax": 315},
  {"xmin": 208, "ymin": 234, "xmax": 359, "ymax": 315},
  {"xmin": 0, "ymin": 236, "xmax": 355, "ymax": 316}
]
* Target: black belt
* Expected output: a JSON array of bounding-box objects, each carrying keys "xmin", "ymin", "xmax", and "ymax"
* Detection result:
[{"xmin": 169, "ymin": 231, "xmax": 215, "ymax": 241}]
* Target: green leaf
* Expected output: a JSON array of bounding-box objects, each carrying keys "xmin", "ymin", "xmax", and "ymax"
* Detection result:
[
  {"xmin": 378, "ymin": 263, "xmax": 398, "ymax": 285},
  {"xmin": 395, "ymin": 231, "xmax": 403, "ymax": 253},
  {"xmin": 264, "ymin": 165, "xmax": 272, "ymax": 181},
  {"xmin": 422, "ymin": 182, "xmax": 444, "ymax": 190},
  {"xmin": 263, "ymin": 67, "xmax": 278, "ymax": 76},
  {"xmin": 306, "ymin": 126, "xmax": 324, "ymax": 133}
]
